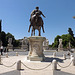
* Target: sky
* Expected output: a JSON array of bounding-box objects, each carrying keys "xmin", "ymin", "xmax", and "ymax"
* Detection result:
[{"xmin": 0, "ymin": 0, "xmax": 75, "ymax": 44}]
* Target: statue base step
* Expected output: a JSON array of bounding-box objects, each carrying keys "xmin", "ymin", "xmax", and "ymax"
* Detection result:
[
  {"xmin": 27, "ymin": 56, "xmax": 44, "ymax": 61},
  {"xmin": 7, "ymin": 45, "xmax": 13, "ymax": 49},
  {"xmin": 58, "ymin": 48, "xmax": 63, "ymax": 51}
]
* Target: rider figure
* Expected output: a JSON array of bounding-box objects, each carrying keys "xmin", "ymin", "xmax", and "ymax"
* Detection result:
[
  {"xmin": 28, "ymin": 7, "xmax": 45, "ymax": 33},
  {"xmin": 30, "ymin": 7, "xmax": 45, "ymax": 18}
]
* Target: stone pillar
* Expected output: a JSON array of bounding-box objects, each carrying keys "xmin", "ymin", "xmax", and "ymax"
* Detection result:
[
  {"xmin": 70, "ymin": 55, "xmax": 74, "ymax": 59},
  {"xmin": 6, "ymin": 53, "xmax": 8, "ymax": 58},
  {"xmin": 17, "ymin": 60, "xmax": 21, "ymax": 70},
  {"xmin": 53, "ymin": 52, "xmax": 56, "ymax": 57},
  {"xmin": 71, "ymin": 57, "xmax": 75, "ymax": 66},
  {"xmin": 27, "ymin": 36, "xmax": 46, "ymax": 61},
  {"xmin": 63, "ymin": 54, "xmax": 66, "ymax": 59},
  {"xmin": 16, "ymin": 52, "xmax": 18, "ymax": 56},
  {"xmin": 52, "ymin": 60, "xmax": 57, "ymax": 70}
]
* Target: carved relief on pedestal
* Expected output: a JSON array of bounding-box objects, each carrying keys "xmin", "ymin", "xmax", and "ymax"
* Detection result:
[{"xmin": 32, "ymin": 44, "xmax": 40, "ymax": 56}]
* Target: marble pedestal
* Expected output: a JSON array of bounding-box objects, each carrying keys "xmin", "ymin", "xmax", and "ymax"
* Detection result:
[
  {"xmin": 7, "ymin": 44, "xmax": 13, "ymax": 49},
  {"xmin": 58, "ymin": 48, "xmax": 63, "ymax": 51},
  {"xmin": 21, "ymin": 45, "xmax": 28, "ymax": 50},
  {"xmin": 43, "ymin": 46, "xmax": 49, "ymax": 50},
  {"xmin": 27, "ymin": 36, "xmax": 46, "ymax": 61},
  {"xmin": 58, "ymin": 45, "xmax": 63, "ymax": 51}
]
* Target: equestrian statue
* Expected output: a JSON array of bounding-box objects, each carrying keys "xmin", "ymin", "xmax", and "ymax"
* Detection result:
[{"xmin": 28, "ymin": 7, "xmax": 46, "ymax": 36}]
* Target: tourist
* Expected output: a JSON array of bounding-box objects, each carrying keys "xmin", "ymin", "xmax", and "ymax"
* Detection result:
[
  {"xmin": 0, "ymin": 45, "xmax": 3, "ymax": 55},
  {"xmin": 67, "ymin": 51, "xmax": 71, "ymax": 59},
  {"xmin": 56, "ymin": 48, "xmax": 58, "ymax": 52},
  {"xmin": 6, "ymin": 47, "xmax": 9, "ymax": 52},
  {"xmin": 4, "ymin": 47, "xmax": 6, "ymax": 53}
]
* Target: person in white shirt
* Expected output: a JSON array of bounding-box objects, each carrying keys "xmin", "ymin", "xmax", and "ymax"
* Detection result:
[{"xmin": 0, "ymin": 46, "xmax": 3, "ymax": 55}]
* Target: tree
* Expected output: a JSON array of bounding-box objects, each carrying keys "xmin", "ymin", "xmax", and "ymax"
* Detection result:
[
  {"xmin": 0, "ymin": 31, "xmax": 7, "ymax": 46},
  {"xmin": 61, "ymin": 34, "xmax": 72, "ymax": 48},
  {"xmin": 6, "ymin": 32, "xmax": 20, "ymax": 47},
  {"xmin": 13, "ymin": 40, "xmax": 20, "ymax": 47},
  {"xmin": 6, "ymin": 32, "xmax": 15, "ymax": 46},
  {"xmin": 0, "ymin": 31, "xmax": 21, "ymax": 47},
  {"xmin": 53, "ymin": 34, "xmax": 75, "ymax": 48},
  {"xmin": 68, "ymin": 28, "xmax": 74, "ymax": 37},
  {"xmin": 52, "ymin": 35, "xmax": 61, "ymax": 48},
  {"xmin": 52, "ymin": 27, "xmax": 75, "ymax": 48}
]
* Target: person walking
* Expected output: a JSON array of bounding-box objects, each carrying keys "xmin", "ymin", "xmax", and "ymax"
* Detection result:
[{"xmin": 1, "ymin": 46, "xmax": 3, "ymax": 55}]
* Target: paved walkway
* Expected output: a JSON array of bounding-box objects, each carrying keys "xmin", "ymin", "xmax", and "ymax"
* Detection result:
[{"xmin": 0, "ymin": 54, "xmax": 75, "ymax": 75}]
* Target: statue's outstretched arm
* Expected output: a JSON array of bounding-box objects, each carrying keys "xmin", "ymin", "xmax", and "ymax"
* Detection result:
[{"xmin": 41, "ymin": 12, "xmax": 46, "ymax": 18}]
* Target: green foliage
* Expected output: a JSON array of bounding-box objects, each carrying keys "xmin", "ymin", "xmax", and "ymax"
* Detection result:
[
  {"xmin": 49, "ymin": 45, "xmax": 52, "ymax": 47},
  {"xmin": 52, "ymin": 28, "xmax": 75, "ymax": 48},
  {"xmin": 61, "ymin": 34, "xmax": 70, "ymax": 48},
  {"xmin": 0, "ymin": 31, "xmax": 20, "ymax": 47},
  {"xmin": 68, "ymin": 28, "xmax": 74, "ymax": 37},
  {"xmin": 6, "ymin": 32, "xmax": 15, "ymax": 41},
  {"xmin": 6, "ymin": 32, "xmax": 15, "ymax": 46},
  {"xmin": 52, "ymin": 34, "xmax": 75, "ymax": 48},
  {"xmin": 0, "ymin": 31, "xmax": 7, "ymax": 46},
  {"xmin": 13, "ymin": 40, "xmax": 20, "ymax": 47},
  {"xmin": 52, "ymin": 35, "xmax": 61, "ymax": 48}
]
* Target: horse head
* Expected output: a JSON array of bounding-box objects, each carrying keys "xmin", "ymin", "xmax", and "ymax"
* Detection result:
[{"xmin": 35, "ymin": 12, "xmax": 39, "ymax": 17}]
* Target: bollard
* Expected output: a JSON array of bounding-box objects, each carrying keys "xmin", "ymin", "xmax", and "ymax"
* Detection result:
[
  {"xmin": 63, "ymin": 54, "xmax": 66, "ymax": 60},
  {"xmin": 71, "ymin": 57, "xmax": 75, "ymax": 66},
  {"xmin": 17, "ymin": 60, "xmax": 21, "ymax": 70},
  {"xmin": 6, "ymin": 53, "xmax": 8, "ymax": 58},
  {"xmin": 67, "ymin": 52, "xmax": 71, "ymax": 59},
  {"xmin": 53, "ymin": 52, "xmax": 56, "ymax": 57},
  {"xmin": 70, "ymin": 55, "xmax": 74, "ymax": 59},
  {"xmin": 52, "ymin": 60, "xmax": 57, "ymax": 70},
  {"xmin": 70, "ymin": 55, "xmax": 74, "ymax": 62},
  {"xmin": 16, "ymin": 52, "xmax": 18, "ymax": 56},
  {"xmin": 0, "ymin": 55, "xmax": 1, "ymax": 65}
]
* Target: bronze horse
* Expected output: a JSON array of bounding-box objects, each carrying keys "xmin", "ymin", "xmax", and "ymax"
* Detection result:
[{"xmin": 28, "ymin": 12, "xmax": 45, "ymax": 36}]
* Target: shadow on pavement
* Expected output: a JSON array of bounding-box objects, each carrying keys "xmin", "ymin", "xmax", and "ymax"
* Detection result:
[
  {"xmin": 42, "ymin": 57, "xmax": 63, "ymax": 63},
  {"xmin": 53, "ymin": 70, "xmax": 75, "ymax": 75},
  {"xmin": 0, "ymin": 70, "xmax": 20, "ymax": 75}
]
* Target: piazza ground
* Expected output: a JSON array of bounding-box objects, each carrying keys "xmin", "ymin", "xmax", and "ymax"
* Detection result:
[{"xmin": 0, "ymin": 50, "xmax": 75, "ymax": 75}]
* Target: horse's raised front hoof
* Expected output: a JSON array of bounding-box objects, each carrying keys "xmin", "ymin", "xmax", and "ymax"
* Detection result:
[{"xmin": 28, "ymin": 30, "xmax": 30, "ymax": 32}]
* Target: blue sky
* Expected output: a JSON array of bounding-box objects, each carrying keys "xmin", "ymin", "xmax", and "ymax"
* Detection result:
[{"xmin": 0, "ymin": 0, "xmax": 75, "ymax": 44}]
